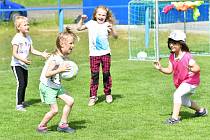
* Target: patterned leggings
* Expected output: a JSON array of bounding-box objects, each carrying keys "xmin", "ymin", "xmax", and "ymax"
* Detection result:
[{"xmin": 89, "ymin": 54, "xmax": 112, "ymax": 97}]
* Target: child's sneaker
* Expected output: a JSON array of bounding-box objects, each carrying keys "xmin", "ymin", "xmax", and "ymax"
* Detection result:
[
  {"xmin": 37, "ymin": 125, "xmax": 48, "ymax": 133},
  {"xmin": 57, "ymin": 123, "xmax": 75, "ymax": 133},
  {"xmin": 165, "ymin": 118, "xmax": 181, "ymax": 125},
  {"xmin": 195, "ymin": 108, "xmax": 208, "ymax": 117},
  {"xmin": 16, "ymin": 105, "xmax": 26, "ymax": 112},
  {"xmin": 88, "ymin": 96, "xmax": 98, "ymax": 106},
  {"xmin": 106, "ymin": 95, "xmax": 113, "ymax": 103},
  {"xmin": 22, "ymin": 102, "xmax": 30, "ymax": 108}
]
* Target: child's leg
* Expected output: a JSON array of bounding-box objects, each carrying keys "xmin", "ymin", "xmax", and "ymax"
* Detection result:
[
  {"xmin": 58, "ymin": 94, "xmax": 74, "ymax": 123},
  {"xmin": 11, "ymin": 66, "xmax": 28, "ymax": 106},
  {"xmin": 89, "ymin": 56, "xmax": 101, "ymax": 97},
  {"xmin": 38, "ymin": 104, "xmax": 58, "ymax": 127},
  {"xmin": 56, "ymin": 94, "xmax": 75, "ymax": 133},
  {"xmin": 101, "ymin": 54, "xmax": 112, "ymax": 95},
  {"xmin": 190, "ymin": 101, "xmax": 202, "ymax": 111},
  {"xmin": 172, "ymin": 83, "xmax": 192, "ymax": 119},
  {"xmin": 182, "ymin": 96, "xmax": 207, "ymax": 116}
]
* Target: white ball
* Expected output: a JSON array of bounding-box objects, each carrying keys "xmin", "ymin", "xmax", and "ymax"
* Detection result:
[
  {"xmin": 137, "ymin": 51, "xmax": 147, "ymax": 60},
  {"xmin": 61, "ymin": 61, "xmax": 79, "ymax": 81}
]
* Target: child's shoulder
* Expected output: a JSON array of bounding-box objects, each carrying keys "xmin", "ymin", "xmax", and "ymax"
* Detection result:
[
  {"xmin": 184, "ymin": 52, "xmax": 193, "ymax": 58},
  {"xmin": 12, "ymin": 33, "xmax": 20, "ymax": 38},
  {"xmin": 48, "ymin": 54, "xmax": 64, "ymax": 62}
]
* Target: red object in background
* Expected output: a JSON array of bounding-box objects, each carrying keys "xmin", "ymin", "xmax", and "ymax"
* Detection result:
[{"xmin": 162, "ymin": 4, "xmax": 174, "ymax": 14}]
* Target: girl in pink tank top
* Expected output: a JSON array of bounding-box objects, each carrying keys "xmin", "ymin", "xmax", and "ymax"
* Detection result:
[{"xmin": 154, "ymin": 30, "xmax": 207, "ymax": 124}]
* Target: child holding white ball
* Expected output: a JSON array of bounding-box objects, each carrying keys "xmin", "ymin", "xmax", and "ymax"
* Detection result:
[
  {"xmin": 37, "ymin": 26, "xmax": 77, "ymax": 133},
  {"xmin": 154, "ymin": 30, "xmax": 207, "ymax": 124}
]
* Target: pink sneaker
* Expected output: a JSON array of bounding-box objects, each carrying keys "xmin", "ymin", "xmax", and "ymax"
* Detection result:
[{"xmin": 37, "ymin": 125, "xmax": 48, "ymax": 133}]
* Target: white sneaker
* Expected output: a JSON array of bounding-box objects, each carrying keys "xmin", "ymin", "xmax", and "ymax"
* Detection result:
[
  {"xmin": 88, "ymin": 96, "xmax": 98, "ymax": 106},
  {"xmin": 16, "ymin": 105, "xmax": 26, "ymax": 112},
  {"xmin": 106, "ymin": 95, "xmax": 113, "ymax": 103}
]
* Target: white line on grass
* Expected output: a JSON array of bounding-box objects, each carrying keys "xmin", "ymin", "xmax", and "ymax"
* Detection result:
[{"xmin": 0, "ymin": 60, "xmax": 122, "ymax": 73}]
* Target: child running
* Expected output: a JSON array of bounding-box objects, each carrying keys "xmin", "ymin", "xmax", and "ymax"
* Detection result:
[
  {"xmin": 11, "ymin": 16, "xmax": 49, "ymax": 111},
  {"xmin": 77, "ymin": 5, "xmax": 118, "ymax": 106},
  {"xmin": 37, "ymin": 27, "xmax": 77, "ymax": 133},
  {"xmin": 154, "ymin": 30, "xmax": 207, "ymax": 124}
]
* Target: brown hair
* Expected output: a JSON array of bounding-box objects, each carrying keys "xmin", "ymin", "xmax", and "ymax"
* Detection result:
[
  {"xmin": 92, "ymin": 5, "xmax": 115, "ymax": 24},
  {"xmin": 168, "ymin": 38, "xmax": 190, "ymax": 53}
]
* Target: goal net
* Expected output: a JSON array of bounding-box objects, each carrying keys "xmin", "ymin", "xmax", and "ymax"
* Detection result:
[{"xmin": 128, "ymin": 0, "xmax": 210, "ymax": 61}]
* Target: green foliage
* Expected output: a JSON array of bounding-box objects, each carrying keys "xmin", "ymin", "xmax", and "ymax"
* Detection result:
[
  {"xmin": 12, "ymin": 0, "xmax": 82, "ymax": 7},
  {"xmin": 0, "ymin": 22, "xmax": 210, "ymax": 140}
]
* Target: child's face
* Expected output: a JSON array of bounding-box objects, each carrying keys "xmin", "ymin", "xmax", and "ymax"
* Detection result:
[
  {"xmin": 95, "ymin": 8, "xmax": 107, "ymax": 24},
  {"xmin": 60, "ymin": 36, "xmax": 74, "ymax": 56},
  {"xmin": 169, "ymin": 41, "xmax": 181, "ymax": 53},
  {"xmin": 17, "ymin": 20, "xmax": 29, "ymax": 34}
]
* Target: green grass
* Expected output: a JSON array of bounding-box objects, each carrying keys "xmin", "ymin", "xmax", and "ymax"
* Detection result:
[
  {"xmin": 12, "ymin": 0, "xmax": 82, "ymax": 6},
  {"xmin": 1, "ymin": 21, "xmax": 210, "ymax": 140}
]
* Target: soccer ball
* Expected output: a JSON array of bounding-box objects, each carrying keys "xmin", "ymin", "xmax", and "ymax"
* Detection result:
[
  {"xmin": 61, "ymin": 61, "xmax": 79, "ymax": 81},
  {"xmin": 137, "ymin": 51, "xmax": 147, "ymax": 60}
]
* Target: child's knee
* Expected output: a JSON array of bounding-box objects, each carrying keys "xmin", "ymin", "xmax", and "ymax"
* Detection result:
[
  {"xmin": 51, "ymin": 108, "xmax": 58, "ymax": 115},
  {"xmin": 173, "ymin": 94, "xmax": 182, "ymax": 104},
  {"xmin": 182, "ymin": 98, "xmax": 191, "ymax": 107},
  {"xmin": 66, "ymin": 97, "xmax": 74, "ymax": 107},
  {"xmin": 91, "ymin": 72, "xmax": 99, "ymax": 85}
]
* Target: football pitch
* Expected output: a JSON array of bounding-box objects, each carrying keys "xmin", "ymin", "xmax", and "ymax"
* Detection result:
[{"xmin": 0, "ymin": 22, "xmax": 210, "ymax": 140}]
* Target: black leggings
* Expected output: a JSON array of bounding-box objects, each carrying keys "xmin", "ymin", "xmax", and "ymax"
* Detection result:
[{"xmin": 11, "ymin": 66, "xmax": 28, "ymax": 105}]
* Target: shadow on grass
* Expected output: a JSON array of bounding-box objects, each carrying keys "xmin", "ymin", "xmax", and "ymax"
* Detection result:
[
  {"xmin": 48, "ymin": 120, "xmax": 87, "ymax": 132},
  {"xmin": 95, "ymin": 94, "xmax": 123, "ymax": 105},
  {"xmin": 179, "ymin": 111, "xmax": 196, "ymax": 120},
  {"xmin": 162, "ymin": 111, "xmax": 197, "ymax": 120},
  {"xmin": 26, "ymin": 98, "xmax": 41, "ymax": 106}
]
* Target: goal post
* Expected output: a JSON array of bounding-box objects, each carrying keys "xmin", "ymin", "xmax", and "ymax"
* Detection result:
[{"xmin": 128, "ymin": 0, "xmax": 210, "ymax": 61}]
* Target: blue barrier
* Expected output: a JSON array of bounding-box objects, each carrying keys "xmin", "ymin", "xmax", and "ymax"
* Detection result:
[
  {"xmin": 83, "ymin": 0, "xmax": 129, "ymax": 24},
  {"xmin": 0, "ymin": 6, "xmax": 82, "ymax": 32},
  {"xmin": 83, "ymin": 0, "xmax": 209, "ymax": 24}
]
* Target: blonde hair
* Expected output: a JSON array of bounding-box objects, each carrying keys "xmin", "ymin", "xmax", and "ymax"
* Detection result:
[
  {"xmin": 14, "ymin": 16, "xmax": 28, "ymax": 32},
  {"xmin": 92, "ymin": 5, "xmax": 115, "ymax": 24},
  {"xmin": 54, "ymin": 26, "xmax": 78, "ymax": 54}
]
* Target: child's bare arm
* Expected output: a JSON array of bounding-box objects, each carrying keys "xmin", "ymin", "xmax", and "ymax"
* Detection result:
[
  {"xmin": 188, "ymin": 59, "xmax": 200, "ymax": 73},
  {"xmin": 77, "ymin": 15, "xmax": 88, "ymax": 31},
  {"xmin": 154, "ymin": 61, "xmax": 173, "ymax": 74},
  {"xmin": 30, "ymin": 45, "xmax": 50, "ymax": 59},
  {"xmin": 107, "ymin": 23, "xmax": 118, "ymax": 39},
  {"xmin": 45, "ymin": 61, "xmax": 71, "ymax": 78},
  {"xmin": 12, "ymin": 44, "xmax": 31, "ymax": 65}
]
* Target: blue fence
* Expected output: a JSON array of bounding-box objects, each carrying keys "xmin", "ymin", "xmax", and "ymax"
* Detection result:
[
  {"xmin": 83, "ymin": 0, "xmax": 209, "ymax": 24},
  {"xmin": 83, "ymin": 0, "xmax": 129, "ymax": 24},
  {"xmin": 1, "ymin": 0, "xmax": 209, "ymax": 30},
  {"xmin": 0, "ymin": 6, "xmax": 82, "ymax": 32}
]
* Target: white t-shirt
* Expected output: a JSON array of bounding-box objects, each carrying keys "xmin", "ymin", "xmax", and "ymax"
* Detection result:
[
  {"xmin": 40, "ymin": 54, "xmax": 64, "ymax": 89},
  {"xmin": 85, "ymin": 20, "xmax": 111, "ymax": 56},
  {"xmin": 10, "ymin": 33, "xmax": 32, "ymax": 70}
]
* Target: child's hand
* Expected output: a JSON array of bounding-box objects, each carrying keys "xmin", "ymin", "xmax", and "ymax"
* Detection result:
[
  {"xmin": 153, "ymin": 61, "xmax": 162, "ymax": 70},
  {"xmin": 58, "ymin": 63, "xmax": 71, "ymax": 72},
  {"xmin": 107, "ymin": 23, "xmax": 113, "ymax": 32},
  {"xmin": 107, "ymin": 23, "xmax": 118, "ymax": 39},
  {"xmin": 81, "ymin": 15, "xmax": 88, "ymax": 20},
  {"xmin": 42, "ymin": 49, "xmax": 50, "ymax": 59},
  {"xmin": 22, "ymin": 58, "xmax": 31, "ymax": 65}
]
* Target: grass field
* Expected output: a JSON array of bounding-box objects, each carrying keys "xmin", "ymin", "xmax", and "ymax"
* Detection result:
[{"xmin": 0, "ymin": 21, "xmax": 210, "ymax": 140}]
